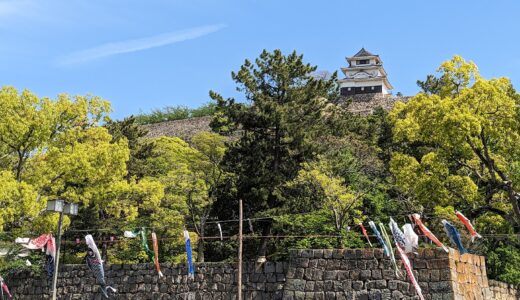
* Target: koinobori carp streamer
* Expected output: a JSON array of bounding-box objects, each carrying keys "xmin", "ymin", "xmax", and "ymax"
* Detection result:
[
  {"xmin": 455, "ymin": 211, "xmax": 482, "ymax": 243},
  {"xmin": 410, "ymin": 214, "xmax": 449, "ymax": 253}
]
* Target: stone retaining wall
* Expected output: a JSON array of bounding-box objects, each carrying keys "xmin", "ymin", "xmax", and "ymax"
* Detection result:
[
  {"xmin": 7, "ymin": 261, "xmax": 287, "ymax": 300},
  {"xmin": 489, "ymin": 280, "xmax": 520, "ymax": 300},
  {"xmin": 5, "ymin": 248, "xmax": 518, "ymax": 299},
  {"xmin": 142, "ymin": 95, "xmax": 412, "ymax": 140},
  {"xmin": 283, "ymin": 248, "xmax": 453, "ymax": 300}
]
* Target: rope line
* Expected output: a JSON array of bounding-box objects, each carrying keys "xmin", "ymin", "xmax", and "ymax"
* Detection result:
[{"xmin": 3, "ymin": 233, "xmax": 517, "ymax": 245}]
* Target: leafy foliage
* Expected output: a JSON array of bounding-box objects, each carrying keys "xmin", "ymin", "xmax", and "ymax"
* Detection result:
[
  {"xmin": 390, "ymin": 56, "xmax": 520, "ymax": 284},
  {"xmin": 134, "ymin": 103, "xmax": 216, "ymax": 125},
  {"xmin": 486, "ymin": 240, "xmax": 520, "ymax": 284},
  {"xmin": 209, "ymin": 49, "xmax": 341, "ymax": 256},
  {"xmin": 0, "ymin": 87, "xmax": 129, "ymax": 234}
]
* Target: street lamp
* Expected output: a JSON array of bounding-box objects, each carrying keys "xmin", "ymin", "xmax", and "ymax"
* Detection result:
[{"xmin": 46, "ymin": 200, "xmax": 78, "ymax": 300}]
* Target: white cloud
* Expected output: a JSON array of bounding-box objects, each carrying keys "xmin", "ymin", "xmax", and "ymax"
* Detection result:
[{"xmin": 58, "ymin": 24, "xmax": 227, "ymax": 66}]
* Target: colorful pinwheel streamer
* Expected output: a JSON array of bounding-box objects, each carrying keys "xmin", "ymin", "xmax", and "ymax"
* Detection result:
[{"xmin": 0, "ymin": 276, "xmax": 12, "ymax": 299}]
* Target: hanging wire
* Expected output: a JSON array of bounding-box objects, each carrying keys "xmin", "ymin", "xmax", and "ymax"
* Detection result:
[
  {"xmin": 59, "ymin": 210, "xmax": 472, "ymax": 233},
  {"xmin": 47, "ymin": 232, "xmax": 520, "ymax": 245},
  {"xmin": 0, "ymin": 209, "xmax": 517, "ymax": 241}
]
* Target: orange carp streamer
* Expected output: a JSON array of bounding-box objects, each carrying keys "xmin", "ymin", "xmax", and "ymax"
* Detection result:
[
  {"xmin": 455, "ymin": 211, "xmax": 482, "ymax": 243},
  {"xmin": 359, "ymin": 223, "xmax": 373, "ymax": 247},
  {"xmin": 410, "ymin": 214, "xmax": 449, "ymax": 253},
  {"xmin": 152, "ymin": 232, "xmax": 164, "ymax": 278}
]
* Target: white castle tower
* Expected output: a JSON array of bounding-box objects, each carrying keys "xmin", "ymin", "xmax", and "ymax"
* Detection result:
[{"xmin": 338, "ymin": 48, "xmax": 393, "ymax": 96}]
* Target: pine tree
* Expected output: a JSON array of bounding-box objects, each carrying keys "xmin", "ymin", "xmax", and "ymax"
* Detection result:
[{"xmin": 209, "ymin": 49, "xmax": 338, "ymax": 258}]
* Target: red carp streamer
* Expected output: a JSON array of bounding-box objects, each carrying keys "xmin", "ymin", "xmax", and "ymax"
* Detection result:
[
  {"xmin": 410, "ymin": 214, "xmax": 449, "ymax": 253},
  {"xmin": 395, "ymin": 244, "xmax": 425, "ymax": 300},
  {"xmin": 18, "ymin": 233, "xmax": 56, "ymax": 259},
  {"xmin": 152, "ymin": 232, "xmax": 164, "ymax": 278},
  {"xmin": 455, "ymin": 211, "xmax": 482, "ymax": 242},
  {"xmin": 0, "ymin": 277, "xmax": 12, "ymax": 298},
  {"xmin": 359, "ymin": 223, "xmax": 373, "ymax": 247}
]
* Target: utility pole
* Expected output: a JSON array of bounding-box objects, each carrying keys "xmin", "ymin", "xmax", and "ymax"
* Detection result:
[
  {"xmin": 46, "ymin": 200, "xmax": 78, "ymax": 300},
  {"xmin": 237, "ymin": 199, "xmax": 243, "ymax": 300},
  {"xmin": 51, "ymin": 210, "xmax": 64, "ymax": 300}
]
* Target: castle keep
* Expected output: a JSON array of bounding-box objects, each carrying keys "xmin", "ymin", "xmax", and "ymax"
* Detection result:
[{"xmin": 339, "ymin": 48, "xmax": 393, "ymax": 96}]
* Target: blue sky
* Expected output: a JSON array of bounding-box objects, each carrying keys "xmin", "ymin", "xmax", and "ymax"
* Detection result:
[{"xmin": 1, "ymin": 0, "xmax": 519, "ymax": 119}]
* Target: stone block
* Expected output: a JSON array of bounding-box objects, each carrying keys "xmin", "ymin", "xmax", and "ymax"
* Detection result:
[
  {"xmin": 372, "ymin": 270, "xmax": 382, "ymax": 280},
  {"xmin": 360, "ymin": 270, "xmax": 371, "ymax": 280},
  {"xmin": 382, "ymin": 269, "xmax": 395, "ymax": 280},
  {"xmin": 308, "ymin": 259, "xmax": 318, "ymax": 268},
  {"xmin": 323, "ymin": 249, "xmax": 333, "ymax": 259},
  {"xmin": 323, "ymin": 271, "xmax": 337, "ymax": 280},
  {"xmin": 332, "ymin": 249, "xmax": 345, "ymax": 259},
  {"xmin": 276, "ymin": 262, "xmax": 285, "ymax": 273},
  {"xmin": 358, "ymin": 260, "xmax": 367, "ymax": 270},
  {"xmin": 337, "ymin": 270, "xmax": 349, "ymax": 281},
  {"xmin": 304, "ymin": 281, "xmax": 315, "ymax": 292},
  {"xmin": 362, "ymin": 249, "xmax": 374, "ymax": 259},
  {"xmin": 352, "ymin": 281, "xmax": 364, "ymax": 290},
  {"xmin": 344, "ymin": 249, "xmax": 356, "ymax": 259},
  {"xmin": 349, "ymin": 270, "xmax": 361, "ymax": 280},
  {"xmin": 313, "ymin": 249, "xmax": 324, "ymax": 258},
  {"xmin": 264, "ymin": 262, "xmax": 276, "ymax": 273}
]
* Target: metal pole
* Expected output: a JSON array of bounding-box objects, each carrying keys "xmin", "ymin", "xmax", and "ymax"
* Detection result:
[
  {"xmin": 237, "ymin": 199, "xmax": 243, "ymax": 300},
  {"xmin": 51, "ymin": 210, "xmax": 64, "ymax": 300}
]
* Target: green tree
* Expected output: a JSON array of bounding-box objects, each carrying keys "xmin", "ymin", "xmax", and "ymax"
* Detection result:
[
  {"xmin": 188, "ymin": 132, "xmax": 227, "ymax": 262},
  {"xmin": 134, "ymin": 102, "xmax": 216, "ymax": 125},
  {"xmin": 389, "ymin": 56, "xmax": 520, "ymax": 226},
  {"xmin": 106, "ymin": 116, "xmax": 155, "ymax": 180},
  {"xmin": 140, "ymin": 133, "xmax": 226, "ymax": 262},
  {"xmin": 390, "ymin": 56, "xmax": 520, "ymax": 285},
  {"xmin": 285, "ymin": 161, "xmax": 363, "ymax": 247},
  {"xmin": 210, "ymin": 49, "xmax": 338, "ymax": 258},
  {"xmin": 0, "ymin": 86, "xmax": 132, "ymax": 234}
]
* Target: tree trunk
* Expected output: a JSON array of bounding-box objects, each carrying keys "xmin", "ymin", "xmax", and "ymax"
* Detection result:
[
  {"xmin": 506, "ymin": 183, "xmax": 520, "ymax": 226},
  {"xmin": 197, "ymin": 222, "xmax": 205, "ymax": 262},
  {"xmin": 336, "ymin": 235, "xmax": 344, "ymax": 249},
  {"xmin": 102, "ymin": 240, "xmax": 108, "ymax": 263},
  {"xmin": 257, "ymin": 221, "xmax": 272, "ymax": 260}
]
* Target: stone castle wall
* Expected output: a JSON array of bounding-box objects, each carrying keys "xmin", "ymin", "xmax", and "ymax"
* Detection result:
[
  {"xmin": 339, "ymin": 94, "xmax": 411, "ymax": 115},
  {"xmin": 489, "ymin": 280, "xmax": 520, "ymax": 300},
  {"xmin": 283, "ymin": 248, "xmax": 453, "ymax": 300},
  {"xmin": 5, "ymin": 248, "xmax": 518, "ymax": 299},
  {"xmin": 142, "ymin": 94, "xmax": 412, "ymax": 140}
]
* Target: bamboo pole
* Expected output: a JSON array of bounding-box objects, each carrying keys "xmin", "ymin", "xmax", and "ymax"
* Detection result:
[{"xmin": 237, "ymin": 199, "xmax": 243, "ymax": 300}]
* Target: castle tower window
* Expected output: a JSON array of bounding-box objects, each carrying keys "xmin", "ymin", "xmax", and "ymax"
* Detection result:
[{"xmin": 357, "ymin": 59, "xmax": 369, "ymax": 65}]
